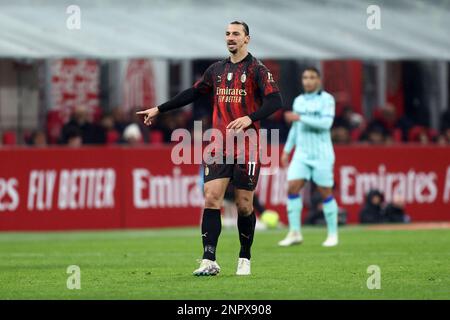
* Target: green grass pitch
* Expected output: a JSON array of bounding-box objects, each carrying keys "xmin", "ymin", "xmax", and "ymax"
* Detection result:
[{"xmin": 0, "ymin": 226, "xmax": 448, "ymax": 299}]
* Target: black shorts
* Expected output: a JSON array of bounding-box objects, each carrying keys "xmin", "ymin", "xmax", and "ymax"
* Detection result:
[{"xmin": 203, "ymin": 161, "xmax": 260, "ymax": 191}]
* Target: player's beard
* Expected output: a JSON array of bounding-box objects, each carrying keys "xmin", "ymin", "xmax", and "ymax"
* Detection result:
[{"xmin": 227, "ymin": 42, "xmax": 238, "ymax": 54}]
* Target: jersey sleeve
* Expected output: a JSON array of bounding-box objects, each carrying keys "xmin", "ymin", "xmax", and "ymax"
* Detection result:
[
  {"xmin": 256, "ymin": 64, "xmax": 280, "ymax": 97},
  {"xmin": 283, "ymin": 121, "xmax": 298, "ymax": 153},
  {"xmin": 300, "ymin": 94, "xmax": 335, "ymax": 130},
  {"xmin": 193, "ymin": 64, "xmax": 215, "ymax": 94}
]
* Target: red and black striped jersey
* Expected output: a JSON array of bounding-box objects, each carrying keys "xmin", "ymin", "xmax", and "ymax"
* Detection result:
[{"xmin": 194, "ymin": 52, "xmax": 279, "ymax": 134}]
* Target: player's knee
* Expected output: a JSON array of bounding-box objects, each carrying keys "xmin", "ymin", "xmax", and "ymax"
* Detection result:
[
  {"xmin": 317, "ymin": 187, "xmax": 333, "ymax": 199},
  {"xmin": 288, "ymin": 182, "xmax": 302, "ymax": 195},
  {"xmin": 204, "ymin": 190, "xmax": 223, "ymax": 209},
  {"xmin": 236, "ymin": 201, "xmax": 253, "ymax": 216},
  {"xmin": 237, "ymin": 206, "xmax": 253, "ymax": 216}
]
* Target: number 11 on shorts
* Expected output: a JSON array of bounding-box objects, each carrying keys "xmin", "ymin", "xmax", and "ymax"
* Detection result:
[{"xmin": 248, "ymin": 161, "xmax": 256, "ymax": 176}]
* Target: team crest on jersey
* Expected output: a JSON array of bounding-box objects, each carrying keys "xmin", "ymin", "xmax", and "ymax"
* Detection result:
[
  {"xmin": 267, "ymin": 72, "xmax": 275, "ymax": 82},
  {"xmin": 227, "ymin": 72, "xmax": 233, "ymax": 81},
  {"xmin": 241, "ymin": 73, "xmax": 247, "ymax": 83},
  {"xmin": 204, "ymin": 165, "xmax": 209, "ymax": 176}
]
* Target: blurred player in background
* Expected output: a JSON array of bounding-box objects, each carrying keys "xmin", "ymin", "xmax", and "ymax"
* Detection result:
[
  {"xmin": 279, "ymin": 67, "xmax": 339, "ymax": 247},
  {"xmin": 137, "ymin": 21, "xmax": 283, "ymax": 275}
]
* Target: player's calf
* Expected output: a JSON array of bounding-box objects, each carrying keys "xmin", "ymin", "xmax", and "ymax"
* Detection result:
[{"xmin": 237, "ymin": 208, "xmax": 256, "ymax": 260}]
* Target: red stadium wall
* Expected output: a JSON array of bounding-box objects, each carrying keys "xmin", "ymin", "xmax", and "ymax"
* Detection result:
[{"xmin": 0, "ymin": 146, "xmax": 449, "ymax": 231}]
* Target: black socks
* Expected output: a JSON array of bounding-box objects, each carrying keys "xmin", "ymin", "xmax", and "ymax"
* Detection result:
[
  {"xmin": 237, "ymin": 212, "xmax": 256, "ymax": 259},
  {"xmin": 201, "ymin": 209, "xmax": 256, "ymax": 261},
  {"xmin": 201, "ymin": 208, "xmax": 222, "ymax": 261}
]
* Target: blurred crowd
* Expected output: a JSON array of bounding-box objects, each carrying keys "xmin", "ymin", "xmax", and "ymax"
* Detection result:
[
  {"xmin": 1, "ymin": 102, "xmax": 450, "ymax": 147},
  {"xmin": 330, "ymin": 104, "xmax": 450, "ymax": 145}
]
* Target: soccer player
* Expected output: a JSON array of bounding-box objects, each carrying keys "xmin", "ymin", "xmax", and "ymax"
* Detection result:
[
  {"xmin": 278, "ymin": 67, "xmax": 339, "ymax": 247},
  {"xmin": 137, "ymin": 21, "xmax": 282, "ymax": 275}
]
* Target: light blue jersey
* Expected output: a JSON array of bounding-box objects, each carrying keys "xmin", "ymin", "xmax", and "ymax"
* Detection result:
[
  {"xmin": 284, "ymin": 90, "xmax": 336, "ymax": 186},
  {"xmin": 284, "ymin": 90, "xmax": 335, "ymax": 162}
]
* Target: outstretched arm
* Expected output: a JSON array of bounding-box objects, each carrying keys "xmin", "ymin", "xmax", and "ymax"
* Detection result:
[
  {"xmin": 157, "ymin": 87, "xmax": 202, "ymax": 113},
  {"xmin": 136, "ymin": 87, "xmax": 204, "ymax": 126},
  {"xmin": 137, "ymin": 64, "xmax": 215, "ymax": 126}
]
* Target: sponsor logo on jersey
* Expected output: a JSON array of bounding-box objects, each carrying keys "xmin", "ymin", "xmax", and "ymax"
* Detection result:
[{"xmin": 216, "ymin": 87, "xmax": 247, "ymax": 103}]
